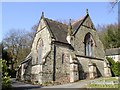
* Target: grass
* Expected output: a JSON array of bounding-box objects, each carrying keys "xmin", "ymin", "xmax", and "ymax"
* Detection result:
[
  {"xmin": 87, "ymin": 77, "xmax": 120, "ymax": 88},
  {"xmin": 98, "ymin": 77, "xmax": 118, "ymax": 81},
  {"xmin": 87, "ymin": 83, "xmax": 120, "ymax": 88}
]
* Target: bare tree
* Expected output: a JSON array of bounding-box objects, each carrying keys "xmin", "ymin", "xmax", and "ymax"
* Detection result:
[
  {"xmin": 3, "ymin": 29, "xmax": 35, "ymax": 68},
  {"xmin": 110, "ymin": 0, "xmax": 119, "ymax": 9}
]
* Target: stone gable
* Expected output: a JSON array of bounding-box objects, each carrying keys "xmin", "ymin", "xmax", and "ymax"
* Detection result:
[{"xmin": 17, "ymin": 11, "xmax": 111, "ymax": 85}]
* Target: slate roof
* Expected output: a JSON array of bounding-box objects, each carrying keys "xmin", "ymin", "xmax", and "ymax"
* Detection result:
[
  {"xmin": 43, "ymin": 15, "xmax": 88, "ymax": 44},
  {"xmin": 21, "ymin": 52, "xmax": 32, "ymax": 64},
  {"xmin": 105, "ymin": 48, "xmax": 120, "ymax": 56},
  {"xmin": 72, "ymin": 16, "xmax": 85, "ymax": 31},
  {"xmin": 44, "ymin": 18, "xmax": 68, "ymax": 43}
]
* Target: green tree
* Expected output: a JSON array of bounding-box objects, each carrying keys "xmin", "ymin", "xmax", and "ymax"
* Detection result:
[
  {"xmin": 106, "ymin": 25, "xmax": 118, "ymax": 48},
  {"xmin": 2, "ymin": 48, "xmax": 13, "ymax": 68},
  {"xmin": 97, "ymin": 23, "xmax": 119, "ymax": 49},
  {"xmin": 107, "ymin": 57, "xmax": 120, "ymax": 76}
]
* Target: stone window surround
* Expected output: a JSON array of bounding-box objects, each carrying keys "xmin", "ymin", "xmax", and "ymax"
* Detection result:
[
  {"xmin": 84, "ymin": 32, "xmax": 96, "ymax": 57},
  {"xmin": 36, "ymin": 38, "xmax": 44, "ymax": 65}
]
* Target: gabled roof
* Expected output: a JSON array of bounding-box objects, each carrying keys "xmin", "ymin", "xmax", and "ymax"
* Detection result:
[
  {"xmin": 44, "ymin": 18, "xmax": 68, "ymax": 43},
  {"xmin": 43, "ymin": 16, "xmax": 88, "ymax": 43},
  {"xmin": 72, "ymin": 14, "xmax": 88, "ymax": 35},
  {"xmin": 72, "ymin": 14, "xmax": 95, "ymax": 36},
  {"xmin": 105, "ymin": 48, "xmax": 120, "ymax": 56},
  {"xmin": 21, "ymin": 52, "xmax": 32, "ymax": 64},
  {"xmin": 72, "ymin": 16, "xmax": 85, "ymax": 31},
  {"xmin": 39, "ymin": 12, "xmax": 94, "ymax": 44}
]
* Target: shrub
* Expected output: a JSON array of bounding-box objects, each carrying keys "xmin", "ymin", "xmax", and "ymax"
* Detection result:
[
  {"xmin": 2, "ymin": 72, "xmax": 11, "ymax": 89},
  {"xmin": 0, "ymin": 59, "xmax": 11, "ymax": 90},
  {"xmin": 106, "ymin": 57, "xmax": 120, "ymax": 76}
]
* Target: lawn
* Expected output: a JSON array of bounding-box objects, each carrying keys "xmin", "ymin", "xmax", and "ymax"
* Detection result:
[{"xmin": 87, "ymin": 77, "xmax": 120, "ymax": 88}]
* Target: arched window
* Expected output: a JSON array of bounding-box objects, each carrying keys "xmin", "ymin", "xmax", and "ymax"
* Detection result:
[
  {"xmin": 62, "ymin": 53, "xmax": 64, "ymax": 64},
  {"xmin": 84, "ymin": 33, "xmax": 95, "ymax": 57},
  {"xmin": 36, "ymin": 38, "xmax": 43, "ymax": 64}
]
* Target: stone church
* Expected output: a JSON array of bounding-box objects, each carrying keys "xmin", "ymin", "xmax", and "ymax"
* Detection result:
[{"xmin": 17, "ymin": 9, "xmax": 111, "ymax": 84}]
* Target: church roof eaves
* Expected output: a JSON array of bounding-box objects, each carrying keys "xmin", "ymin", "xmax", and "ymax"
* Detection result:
[{"xmin": 105, "ymin": 48, "xmax": 120, "ymax": 56}]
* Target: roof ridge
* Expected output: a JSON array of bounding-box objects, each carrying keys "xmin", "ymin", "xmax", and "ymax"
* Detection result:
[
  {"xmin": 72, "ymin": 16, "xmax": 85, "ymax": 25},
  {"xmin": 45, "ymin": 18, "xmax": 68, "ymax": 27}
]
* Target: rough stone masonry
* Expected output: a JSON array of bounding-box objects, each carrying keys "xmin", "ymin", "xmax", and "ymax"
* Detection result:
[{"xmin": 16, "ymin": 9, "xmax": 111, "ymax": 85}]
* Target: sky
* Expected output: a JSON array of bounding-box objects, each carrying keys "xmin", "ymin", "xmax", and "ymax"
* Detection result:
[{"xmin": 1, "ymin": 2, "xmax": 118, "ymax": 42}]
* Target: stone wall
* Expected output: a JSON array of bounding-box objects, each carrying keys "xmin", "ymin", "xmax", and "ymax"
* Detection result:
[
  {"xmin": 30, "ymin": 18, "xmax": 52, "ymax": 84},
  {"xmin": 19, "ymin": 15, "xmax": 109, "ymax": 84},
  {"xmin": 54, "ymin": 45, "xmax": 70, "ymax": 83},
  {"xmin": 77, "ymin": 57, "xmax": 104, "ymax": 79},
  {"xmin": 73, "ymin": 16, "xmax": 105, "ymax": 79},
  {"xmin": 41, "ymin": 46, "xmax": 54, "ymax": 84},
  {"xmin": 31, "ymin": 18, "xmax": 52, "ymax": 65},
  {"xmin": 30, "ymin": 17, "xmax": 71, "ymax": 84},
  {"xmin": 31, "ymin": 60, "xmax": 53, "ymax": 84},
  {"xmin": 19, "ymin": 59, "xmax": 32, "ymax": 82},
  {"xmin": 41, "ymin": 44, "xmax": 71, "ymax": 84},
  {"xmin": 74, "ymin": 17, "xmax": 105, "ymax": 59},
  {"xmin": 31, "ymin": 65, "xmax": 42, "ymax": 83},
  {"xmin": 16, "ymin": 66, "xmax": 21, "ymax": 80},
  {"xmin": 23, "ymin": 60, "xmax": 32, "ymax": 82}
]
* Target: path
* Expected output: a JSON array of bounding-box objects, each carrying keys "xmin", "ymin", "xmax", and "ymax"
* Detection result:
[
  {"xmin": 10, "ymin": 78, "xmax": 102, "ymax": 89},
  {"xmin": 43, "ymin": 79, "xmax": 101, "ymax": 88},
  {"xmin": 10, "ymin": 78, "xmax": 41, "ymax": 90}
]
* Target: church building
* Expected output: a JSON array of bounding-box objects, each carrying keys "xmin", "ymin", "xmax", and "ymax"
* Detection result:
[{"xmin": 17, "ymin": 9, "xmax": 111, "ymax": 84}]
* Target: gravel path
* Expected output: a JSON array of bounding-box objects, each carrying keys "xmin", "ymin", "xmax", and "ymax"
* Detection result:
[
  {"xmin": 10, "ymin": 78, "xmax": 102, "ymax": 89},
  {"xmin": 10, "ymin": 78, "xmax": 41, "ymax": 90},
  {"xmin": 43, "ymin": 79, "xmax": 100, "ymax": 88}
]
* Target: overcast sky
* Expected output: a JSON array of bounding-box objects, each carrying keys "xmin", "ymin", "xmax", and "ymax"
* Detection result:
[{"xmin": 1, "ymin": 2, "xmax": 118, "ymax": 42}]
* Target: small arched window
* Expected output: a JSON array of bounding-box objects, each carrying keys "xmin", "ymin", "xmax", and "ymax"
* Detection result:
[
  {"xmin": 36, "ymin": 38, "xmax": 43, "ymax": 64},
  {"xmin": 62, "ymin": 53, "xmax": 64, "ymax": 64},
  {"xmin": 84, "ymin": 33, "xmax": 95, "ymax": 57}
]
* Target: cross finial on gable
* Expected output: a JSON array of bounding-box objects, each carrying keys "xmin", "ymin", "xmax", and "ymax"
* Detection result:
[
  {"xmin": 69, "ymin": 19, "xmax": 72, "ymax": 26},
  {"xmin": 86, "ymin": 9, "xmax": 88, "ymax": 15},
  {"xmin": 68, "ymin": 19, "xmax": 73, "ymax": 35},
  {"xmin": 42, "ymin": 12, "xmax": 44, "ymax": 18}
]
